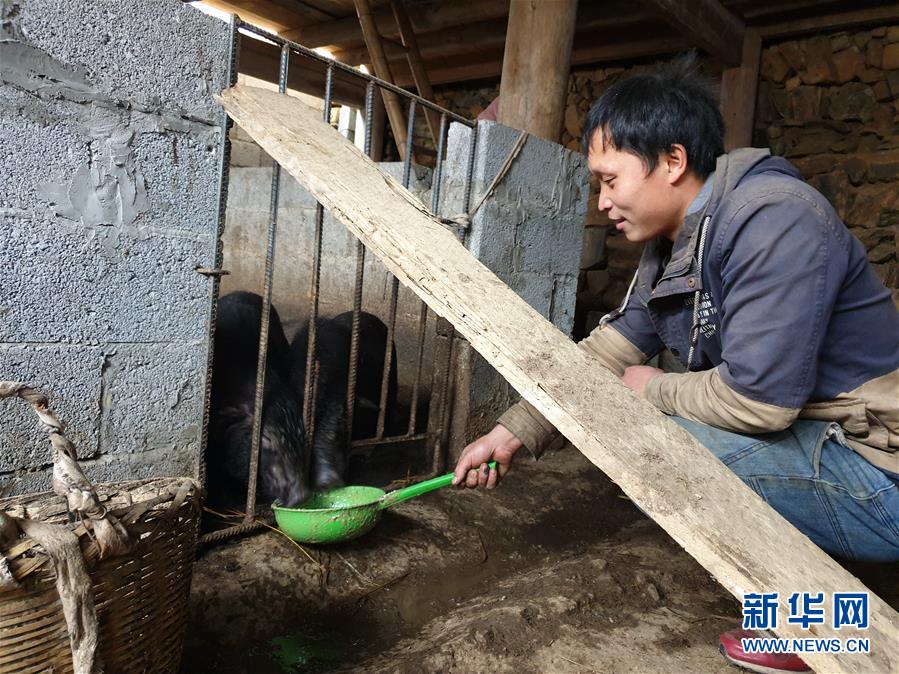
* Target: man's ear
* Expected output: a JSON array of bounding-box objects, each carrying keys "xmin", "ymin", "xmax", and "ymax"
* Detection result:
[{"xmin": 664, "ymin": 144, "xmax": 690, "ymax": 184}]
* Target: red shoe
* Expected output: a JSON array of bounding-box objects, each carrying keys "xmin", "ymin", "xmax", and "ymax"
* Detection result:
[{"xmin": 719, "ymin": 628, "xmax": 812, "ymax": 674}]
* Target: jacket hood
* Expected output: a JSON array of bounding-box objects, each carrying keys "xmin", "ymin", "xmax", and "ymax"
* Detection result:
[{"xmin": 706, "ymin": 148, "xmax": 804, "ymax": 214}]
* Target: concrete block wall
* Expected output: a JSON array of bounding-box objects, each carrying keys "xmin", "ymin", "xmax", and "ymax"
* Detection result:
[
  {"xmin": 221, "ymin": 163, "xmax": 437, "ymax": 400},
  {"xmin": 440, "ymin": 121, "xmax": 589, "ymax": 452},
  {"xmin": 0, "ymin": 0, "xmax": 228, "ymax": 493}
]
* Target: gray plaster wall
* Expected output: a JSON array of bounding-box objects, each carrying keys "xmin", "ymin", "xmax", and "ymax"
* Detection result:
[
  {"xmin": 441, "ymin": 121, "xmax": 589, "ymax": 452},
  {"xmin": 221, "ymin": 163, "xmax": 438, "ymax": 399},
  {"xmin": 0, "ymin": 0, "xmax": 228, "ymax": 493}
]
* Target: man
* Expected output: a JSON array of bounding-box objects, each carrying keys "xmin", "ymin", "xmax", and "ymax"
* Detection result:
[{"xmin": 452, "ymin": 56, "xmax": 899, "ymax": 674}]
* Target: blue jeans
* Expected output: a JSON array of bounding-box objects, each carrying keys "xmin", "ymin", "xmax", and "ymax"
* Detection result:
[{"xmin": 673, "ymin": 417, "xmax": 899, "ymax": 562}]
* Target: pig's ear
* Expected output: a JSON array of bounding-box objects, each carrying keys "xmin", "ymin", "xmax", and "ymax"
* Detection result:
[{"xmin": 356, "ymin": 396, "xmax": 379, "ymax": 411}]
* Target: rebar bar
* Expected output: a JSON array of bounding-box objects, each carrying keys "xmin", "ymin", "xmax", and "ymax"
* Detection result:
[
  {"xmin": 302, "ymin": 64, "xmax": 335, "ymax": 471},
  {"xmin": 375, "ymin": 99, "xmax": 416, "ymax": 438},
  {"xmin": 351, "ymin": 432, "xmax": 430, "ymax": 450},
  {"xmin": 244, "ymin": 43, "xmax": 291, "ymax": 523},
  {"xmin": 345, "ymin": 82, "xmax": 376, "ymax": 441},
  {"xmin": 406, "ymin": 300, "xmax": 428, "ymax": 435},
  {"xmin": 199, "ymin": 13, "xmax": 239, "ymax": 488},
  {"xmin": 198, "ymin": 520, "xmax": 269, "ymax": 545}
]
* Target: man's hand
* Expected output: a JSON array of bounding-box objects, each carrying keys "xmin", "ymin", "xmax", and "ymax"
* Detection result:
[
  {"xmin": 452, "ymin": 424, "xmax": 523, "ymax": 489},
  {"xmin": 621, "ymin": 365, "xmax": 664, "ymax": 397}
]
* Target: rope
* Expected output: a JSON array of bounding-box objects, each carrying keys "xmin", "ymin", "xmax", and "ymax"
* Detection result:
[
  {"xmin": 441, "ymin": 129, "xmax": 529, "ymax": 230},
  {"xmin": 17, "ymin": 518, "xmax": 100, "ymax": 674},
  {"xmin": 0, "ymin": 382, "xmax": 196, "ymax": 673},
  {"xmin": 0, "ymin": 382, "xmax": 132, "ymax": 557}
]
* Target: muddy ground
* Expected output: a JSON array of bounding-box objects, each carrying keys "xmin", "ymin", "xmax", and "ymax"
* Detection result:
[{"xmin": 181, "ymin": 445, "xmax": 899, "ymax": 673}]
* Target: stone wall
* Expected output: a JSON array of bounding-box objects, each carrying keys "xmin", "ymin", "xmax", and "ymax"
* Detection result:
[
  {"xmin": 0, "ymin": 0, "xmax": 228, "ymax": 492},
  {"xmin": 756, "ymin": 26, "xmax": 899, "ymax": 295}
]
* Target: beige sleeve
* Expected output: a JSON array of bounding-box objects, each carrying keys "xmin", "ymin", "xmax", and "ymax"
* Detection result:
[
  {"xmin": 643, "ymin": 367, "xmax": 799, "ymax": 433},
  {"xmin": 497, "ymin": 325, "xmax": 647, "ymax": 458}
]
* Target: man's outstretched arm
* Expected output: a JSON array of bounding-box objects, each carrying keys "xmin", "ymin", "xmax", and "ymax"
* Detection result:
[{"xmin": 453, "ymin": 321, "xmax": 655, "ymax": 488}]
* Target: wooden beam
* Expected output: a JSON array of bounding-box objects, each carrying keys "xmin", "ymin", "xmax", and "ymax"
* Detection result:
[
  {"xmin": 298, "ymin": 0, "xmax": 355, "ymax": 15},
  {"xmin": 353, "ymin": 0, "xmax": 408, "ymax": 160},
  {"xmin": 638, "ymin": 0, "xmax": 744, "ymax": 66},
  {"xmin": 732, "ymin": 0, "xmax": 835, "ymax": 19},
  {"xmin": 331, "ymin": 17, "xmax": 506, "ymax": 66},
  {"xmin": 389, "ymin": 0, "xmax": 441, "ymax": 146},
  {"xmin": 391, "ymin": 34, "xmax": 688, "ymax": 89},
  {"xmin": 282, "ymin": 0, "xmax": 510, "ymax": 48},
  {"xmin": 498, "ymin": 0, "xmax": 579, "ymax": 142},
  {"xmin": 220, "ymin": 84, "xmax": 899, "ymax": 674},
  {"xmin": 198, "ymin": 0, "xmax": 329, "ymax": 32},
  {"xmin": 760, "ymin": 6, "xmax": 899, "ymax": 40},
  {"xmin": 330, "ymin": 4, "xmax": 653, "ymax": 69},
  {"xmin": 720, "ymin": 27, "xmax": 761, "ymax": 150},
  {"xmin": 238, "ymin": 36, "xmax": 367, "ymax": 106},
  {"xmin": 384, "ymin": 0, "xmax": 898, "ymax": 90}
]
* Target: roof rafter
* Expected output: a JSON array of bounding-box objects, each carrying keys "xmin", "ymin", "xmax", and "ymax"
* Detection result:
[{"xmin": 638, "ymin": 0, "xmax": 746, "ymax": 66}]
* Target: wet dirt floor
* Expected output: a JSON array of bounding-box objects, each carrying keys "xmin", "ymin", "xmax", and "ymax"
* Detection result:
[{"xmin": 181, "ymin": 445, "xmax": 899, "ymax": 673}]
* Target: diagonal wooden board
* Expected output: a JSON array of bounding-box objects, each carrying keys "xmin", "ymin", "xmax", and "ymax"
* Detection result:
[{"xmin": 219, "ymin": 84, "xmax": 898, "ymax": 673}]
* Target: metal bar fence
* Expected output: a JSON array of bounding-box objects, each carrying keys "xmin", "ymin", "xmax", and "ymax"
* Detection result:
[{"xmin": 201, "ymin": 15, "xmax": 479, "ymax": 543}]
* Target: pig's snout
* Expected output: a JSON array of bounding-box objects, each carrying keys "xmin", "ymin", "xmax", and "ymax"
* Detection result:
[
  {"xmin": 262, "ymin": 447, "xmax": 310, "ymax": 507},
  {"xmin": 279, "ymin": 480, "xmax": 309, "ymax": 509}
]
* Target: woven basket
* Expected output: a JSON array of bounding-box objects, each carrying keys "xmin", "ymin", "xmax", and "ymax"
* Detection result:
[{"xmin": 0, "ymin": 383, "xmax": 202, "ymax": 673}]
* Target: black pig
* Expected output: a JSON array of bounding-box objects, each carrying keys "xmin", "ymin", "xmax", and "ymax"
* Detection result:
[
  {"xmin": 289, "ymin": 311, "xmax": 399, "ymax": 490},
  {"xmin": 207, "ymin": 291, "xmax": 308, "ymax": 508}
]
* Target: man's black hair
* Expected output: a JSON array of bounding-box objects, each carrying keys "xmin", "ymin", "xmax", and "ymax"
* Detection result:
[{"xmin": 581, "ymin": 53, "xmax": 725, "ymax": 179}]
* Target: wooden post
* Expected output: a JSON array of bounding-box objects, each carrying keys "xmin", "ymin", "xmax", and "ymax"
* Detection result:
[
  {"xmin": 220, "ymin": 84, "xmax": 899, "ymax": 674},
  {"xmin": 498, "ymin": 0, "xmax": 578, "ymax": 142},
  {"xmin": 354, "ymin": 0, "xmax": 408, "ymax": 160},
  {"xmin": 720, "ymin": 28, "xmax": 761, "ymax": 150},
  {"xmin": 389, "ymin": 0, "xmax": 441, "ymax": 147}
]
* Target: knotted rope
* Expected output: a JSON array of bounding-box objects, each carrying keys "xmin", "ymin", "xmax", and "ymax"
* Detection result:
[
  {"xmin": 440, "ymin": 129, "xmax": 529, "ymax": 231},
  {"xmin": 0, "ymin": 381, "xmax": 137, "ymax": 673}
]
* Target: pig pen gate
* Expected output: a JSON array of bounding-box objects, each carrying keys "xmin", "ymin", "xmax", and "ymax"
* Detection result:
[{"xmin": 198, "ymin": 15, "xmax": 481, "ymax": 545}]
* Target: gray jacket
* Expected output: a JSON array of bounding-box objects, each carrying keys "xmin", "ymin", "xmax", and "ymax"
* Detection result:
[{"xmin": 499, "ymin": 149, "xmax": 899, "ymax": 474}]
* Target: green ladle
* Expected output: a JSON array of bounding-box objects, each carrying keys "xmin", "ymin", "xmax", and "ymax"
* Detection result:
[{"xmin": 272, "ymin": 462, "xmax": 497, "ymax": 544}]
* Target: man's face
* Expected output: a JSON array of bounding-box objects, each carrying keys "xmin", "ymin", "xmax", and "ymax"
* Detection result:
[{"xmin": 587, "ymin": 132, "xmax": 683, "ymax": 242}]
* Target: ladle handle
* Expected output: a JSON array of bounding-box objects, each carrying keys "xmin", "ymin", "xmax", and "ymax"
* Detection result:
[{"xmin": 379, "ymin": 461, "xmax": 498, "ymax": 510}]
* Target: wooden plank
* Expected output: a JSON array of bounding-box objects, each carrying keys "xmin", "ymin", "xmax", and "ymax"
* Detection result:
[
  {"xmin": 219, "ymin": 83, "xmax": 899, "ymax": 674},
  {"xmin": 639, "ymin": 0, "xmax": 744, "ymax": 66},
  {"xmin": 498, "ymin": 0, "xmax": 578, "ymax": 141},
  {"xmin": 760, "ymin": 6, "xmax": 899, "ymax": 40},
  {"xmin": 720, "ymin": 28, "xmax": 761, "ymax": 150}
]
